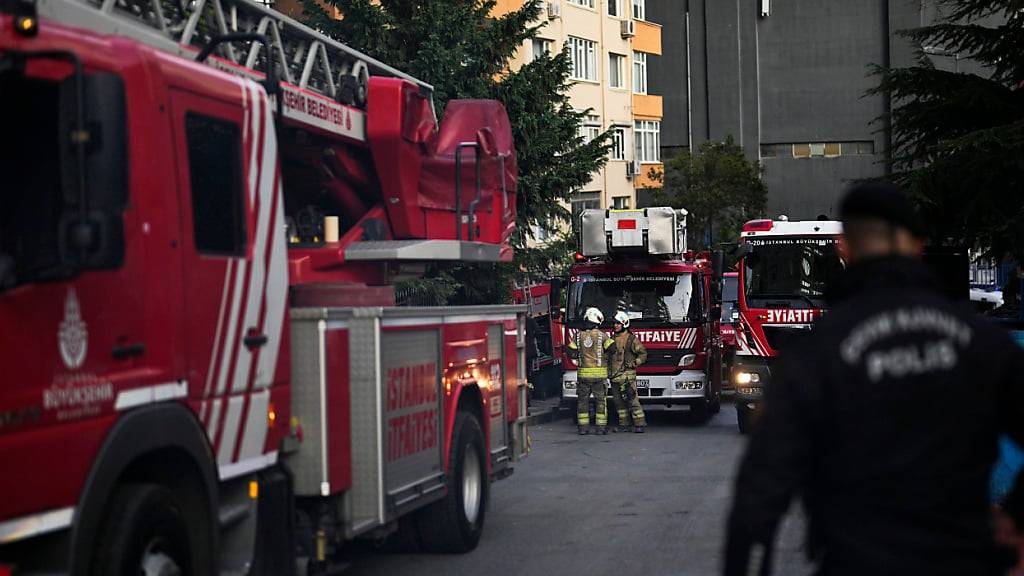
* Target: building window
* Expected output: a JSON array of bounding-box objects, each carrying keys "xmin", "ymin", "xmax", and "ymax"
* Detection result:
[
  {"xmin": 632, "ymin": 52, "xmax": 647, "ymax": 94},
  {"xmin": 632, "ymin": 0, "xmax": 645, "ymax": 20},
  {"xmin": 610, "ymin": 126, "xmax": 628, "ymax": 160},
  {"xmin": 634, "ymin": 120, "xmax": 660, "ymax": 163},
  {"xmin": 534, "ymin": 225, "xmax": 553, "ymax": 242},
  {"xmin": 609, "ymin": 53, "xmax": 626, "ymax": 89},
  {"xmin": 185, "ymin": 113, "xmax": 246, "ymax": 256},
  {"xmin": 568, "ymin": 36, "xmax": 598, "ymax": 82},
  {"xmin": 612, "ymin": 196, "xmax": 631, "ymax": 209},
  {"xmin": 572, "ymin": 193, "xmax": 602, "ymax": 226},
  {"xmin": 532, "ymin": 39, "xmax": 552, "ymax": 61},
  {"xmin": 579, "ymin": 113, "xmax": 601, "ymax": 144},
  {"xmin": 568, "ymin": 0, "xmax": 595, "ymax": 8},
  {"xmin": 766, "ymin": 141, "xmax": 876, "ymax": 159},
  {"xmin": 608, "ymin": 0, "xmax": 623, "ymax": 17}
]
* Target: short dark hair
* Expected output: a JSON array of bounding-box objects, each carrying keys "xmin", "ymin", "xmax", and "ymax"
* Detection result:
[{"xmin": 839, "ymin": 182, "xmax": 924, "ymax": 238}]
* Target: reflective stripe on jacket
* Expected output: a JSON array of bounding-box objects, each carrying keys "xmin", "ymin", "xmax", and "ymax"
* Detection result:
[{"xmin": 568, "ymin": 327, "xmax": 616, "ymax": 379}]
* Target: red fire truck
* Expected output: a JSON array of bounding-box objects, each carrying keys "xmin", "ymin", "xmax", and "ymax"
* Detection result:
[
  {"xmin": 555, "ymin": 209, "xmax": 724, "ymax": 423},
  {"xmin": 0, "ymin": 0, "xmax": 527, "ymax": 573},
  {"xmin": 511, "ymin": 283, "xmax": 562, "ymax": 398},
  {"xmin": 731, "ymin": 218, "xmax": 844, "ymax": 432}
]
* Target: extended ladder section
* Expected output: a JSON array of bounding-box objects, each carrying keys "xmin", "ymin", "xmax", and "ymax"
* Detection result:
[
  {"xmin": 37, "ymin": 0, "xmax": 434, "ymax": 140},
  {"xmin": 579, "ymin": 208, "xmax": 688, "ymax": 257}
]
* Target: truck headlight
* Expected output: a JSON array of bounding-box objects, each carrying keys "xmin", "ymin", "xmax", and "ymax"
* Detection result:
[
  {"xmin": 734, "ymin": 371, "xmax": 760, "ymax": 385},
  {"xmin": 678, "ymin": 353, "xmax": 696, "ymax": 367}
]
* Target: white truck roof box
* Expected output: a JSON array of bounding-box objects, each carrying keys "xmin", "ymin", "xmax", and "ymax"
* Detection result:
[{"xmin": 579, "ymin": 207, "xmax": 687, "ymax": 257}]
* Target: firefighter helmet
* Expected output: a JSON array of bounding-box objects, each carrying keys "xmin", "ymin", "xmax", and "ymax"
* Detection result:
[
  {"xmin": 614, "ymin": 310, "xmax": 630, "ymax": 328},
  {"xmin": 584, "ymin": 307, "xmax": 604, "ymax": 325}
]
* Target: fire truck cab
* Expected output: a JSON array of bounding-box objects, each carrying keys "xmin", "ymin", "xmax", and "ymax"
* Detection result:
[
  {"xmin": 558, "ymin": 208, "xmax": 724, "ymax": 423},
  {"xmin": 732, "ymin": 218, "xmax": 844, "ymax": 432}
]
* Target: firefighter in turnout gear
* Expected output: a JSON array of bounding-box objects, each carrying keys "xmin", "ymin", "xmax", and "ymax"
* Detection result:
[
  {"xmin": 568, "ymin": 307, "xmax": 616, "ymax": 435},
  {"xmin": 609, "ymin": 310, "xmax": 648, "ymax": 433}
]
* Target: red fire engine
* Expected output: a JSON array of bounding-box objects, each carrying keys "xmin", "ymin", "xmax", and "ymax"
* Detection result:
[
  {"xmin": 555, "ymin": 208, "xmax": 724, "ymax": 423},
  {"xmin": 731, "ymin": 218, "xmax": 844, "ymax": 432},
  {"xmin": 0, "ymin": 0, "xmax": 527, "ymax": 572}
]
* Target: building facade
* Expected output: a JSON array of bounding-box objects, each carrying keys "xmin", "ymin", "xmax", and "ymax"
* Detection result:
[
  {"xmin": 646, "ymin": 0, "xmax": 941, "ymax": 220},
  {"xmin": 497, "ymin": 0, "xmax": 665, "ymax": 237}
]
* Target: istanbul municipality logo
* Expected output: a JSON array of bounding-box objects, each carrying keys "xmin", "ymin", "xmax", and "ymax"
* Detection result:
[{"xmin": 59, "ymin": 288, "xmax": 88, "ymax": 370}]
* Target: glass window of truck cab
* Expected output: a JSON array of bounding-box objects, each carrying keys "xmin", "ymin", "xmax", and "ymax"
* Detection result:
[
  {"xmin": 742, "ymin": 237, "xmax": 844, "ymax": 308},
  {"xmin": 566, "ymin": 272, "xmax": 703, "ymax": 326},
  {"xmin": 0, "ymin": 72, "xmax": 64, "ymax": 289}
]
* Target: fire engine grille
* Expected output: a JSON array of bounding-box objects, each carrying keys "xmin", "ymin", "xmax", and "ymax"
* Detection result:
[
  {"xmin": 761, "ymin": 326, "xmax": 810, "ymax": 353},
  {"xmin": 644, "ymin": 350, "xmax": 690, "ymax": 367},
  {"xmin": 636, "ymin": 388, "xmax": 664, "ymax": 397}
]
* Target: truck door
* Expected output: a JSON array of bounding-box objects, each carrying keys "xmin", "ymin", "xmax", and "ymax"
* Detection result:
[{"xmin": 169, "ymin": 86, "xmax": 280, "ymax": 469}]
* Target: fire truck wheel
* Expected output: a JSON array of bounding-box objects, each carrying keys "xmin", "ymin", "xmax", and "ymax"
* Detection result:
[
  {"xmin": 92, "ymin": 483, "xmax": 196, "ymax": 576},
  {"xmin": 417, "ymin": 411, "xmax": 488, "ymax": 553},
  {"xmin": 737, "ymin": 407, "xmax": 752, "ymax": 434},
  {"xmin": 689, "ymin": 400, "xmax": 710, "ymax": 424}
]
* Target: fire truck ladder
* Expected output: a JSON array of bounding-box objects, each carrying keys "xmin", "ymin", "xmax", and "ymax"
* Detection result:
[{"xmin": 35, "ymin": 0, "xmax": 434, "ymax": 112}]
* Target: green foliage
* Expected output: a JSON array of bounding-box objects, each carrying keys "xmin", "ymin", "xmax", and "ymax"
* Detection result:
[
  {"xmin": 650, "ymin": 137, "xmax": 767, "ymax": 250},
  {"xmin": 300, "ymin": 0, "xmax": 611, "ymax": 301},
  {"xmin": 869, "ymin": 0, "xmax": 1024, "ymax": 259}
]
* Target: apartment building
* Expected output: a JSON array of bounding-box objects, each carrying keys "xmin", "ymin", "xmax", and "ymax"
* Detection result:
[{"xmin": 497, "ymin": 0, "xmax": 664, "ymax": 240}]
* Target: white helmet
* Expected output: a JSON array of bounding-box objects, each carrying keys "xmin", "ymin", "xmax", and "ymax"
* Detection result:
[
  {"xmin": 614, "ymin": 310, "xmax": 630, "ymax": 328},
  {"xmin": 584, "ymin": 307, "xmax": 604, "ymax": 325}
]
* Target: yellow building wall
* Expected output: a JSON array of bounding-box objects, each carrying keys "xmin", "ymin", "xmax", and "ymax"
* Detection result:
[
  {"xmin": 635, "ymin": 163, "xmax": 663, "ymax": 190},
  {"xmin": 632, "ymin": 94, "xmax": 663, "ymax": 120},
  {"xmin": 633, "ymin": 20, "xmax": 662, "ymax": 55}
]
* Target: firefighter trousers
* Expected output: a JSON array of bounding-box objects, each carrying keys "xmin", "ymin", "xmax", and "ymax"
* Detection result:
[
  {"xmin": 611, "ymin": 375, "xmax": 646, "ymax": 427},
  {"xmin": 576, "ymin": 378, "xmax": 608, "ymax": 428}
]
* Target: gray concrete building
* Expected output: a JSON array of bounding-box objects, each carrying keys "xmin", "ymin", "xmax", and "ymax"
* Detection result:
[{"xmin": 645, "ymin": 0, "xmax": 943, "ymax": 219}]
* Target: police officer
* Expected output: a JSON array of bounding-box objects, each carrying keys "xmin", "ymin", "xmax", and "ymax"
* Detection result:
[
  {"xmin": 609, "ymin": 310, "xmax": 648, "ymax": 433},
  {"xmin": 724, "ymin": 182, "xmax": 1024, "ymax": 575},
  {"xmin": 568, "ymin": 307, "xmax": 615, "ymax": 435}
]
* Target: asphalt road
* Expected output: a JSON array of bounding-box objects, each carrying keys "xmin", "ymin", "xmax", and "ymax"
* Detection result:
[{"xmin": 342, "ymin": 402, "xmax": 814, "ymax": 576}]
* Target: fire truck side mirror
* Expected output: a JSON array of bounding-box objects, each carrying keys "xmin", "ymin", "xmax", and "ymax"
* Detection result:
[
  {"xmin": 548, "ymin": 277, "xmax": 564, "ymax": 320},
  {"xmin": 58, "ymin": 72, "xmax": 127, "ymax": 271},
  {"xmin": 711, "ymin": 250, "xmax": 724, "ymax": 294}
]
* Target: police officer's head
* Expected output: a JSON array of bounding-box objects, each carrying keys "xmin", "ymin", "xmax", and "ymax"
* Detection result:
[{"xmin": 838, "ymin": 182, "xmax": 925, "ymax": 264}]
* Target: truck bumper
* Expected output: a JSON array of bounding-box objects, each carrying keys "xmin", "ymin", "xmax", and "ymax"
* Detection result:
[
  {"xmin": 561, "ymin": 370, "xmax": 708, "ymax": 410},
  {"xmin": 731, "ymin": 357, "xmax": 772, "ymax": 412}
]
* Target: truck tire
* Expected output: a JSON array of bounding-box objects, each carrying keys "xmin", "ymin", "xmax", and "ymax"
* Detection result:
[
  {"xmin": 737, "ymin": 406, "xmax": 752, "ymax": 434},
  {"xmin": 417, "ymin": 411, "xmax": 488, "ymax": 553},
  {"xmin": 91, "ymin": 483, "xmax": 199, "ymax": 576},
  {"xmin": 689, "ymin": 400, "xmax": 710, "ymax": 424}
]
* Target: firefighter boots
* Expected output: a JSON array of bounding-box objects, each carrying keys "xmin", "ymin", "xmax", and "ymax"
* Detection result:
[{"xmin": 578, "ymin": 425, "xmax": 589, "ymax": 435}]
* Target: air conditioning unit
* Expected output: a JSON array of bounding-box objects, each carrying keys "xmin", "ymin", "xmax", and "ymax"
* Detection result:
[
  {"xmin": 620, "ymin": 19, "xmax": 636, "ymax": 38},
  {"xmin": 626, "ymin": 159, "xmax": 641, "ymax": 177},
  {"xmin": 547, "ymin": 0, "xmax": 561, "ymax": 19}
]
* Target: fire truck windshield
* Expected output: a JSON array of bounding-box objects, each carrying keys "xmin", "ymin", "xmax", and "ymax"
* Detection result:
[
  {"xmin": 0, "ymin": 65, "xmax": 65, "ymax": 290},
  {"xmin": 566, "ymin": 273, "xmax": 701, "ymax": 326},
  {"xmin": 743, "ymin": 238, "xmax": 844, "ymax": 309}
]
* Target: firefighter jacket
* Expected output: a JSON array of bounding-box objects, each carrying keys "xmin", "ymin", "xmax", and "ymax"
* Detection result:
[
  {"xmin": 568, "ymin": 327, "xmax": 616, "ymax": 380},
  {"xmin": 609, "ymin": 330, "xmax": 647, "ymax": 383},
  {"xmin": 725, "ymin": 256, "xmax": 1024, "ymax": 576}
]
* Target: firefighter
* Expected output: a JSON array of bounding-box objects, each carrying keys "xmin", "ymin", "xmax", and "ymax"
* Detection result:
[
  {"xmin": 567, "ymin": 307, "xmax": 616, "ymax": 435},
  {"xmin": 609, "ymin": 310, "xmax": 648, "ymax": 433},
  {"xmin": 724, "ymin": 182, "xmax": 1024, "ymax": 575}
]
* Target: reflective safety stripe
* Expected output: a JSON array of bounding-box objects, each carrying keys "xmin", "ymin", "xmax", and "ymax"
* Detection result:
[
  {"xmin": 596, "ymin": 413, "xmax": 608, "ymax": 425},
  {"xmin": 578, "ymin": 367, "xmax": 608, "ymax": 378},
  {"xmin": 617, "ymin": 409, "xmax": 629, "ymax": 420},
  {"xmin": 603, "ymin": 338, "xmax": 614, "ymax": 349},
  {"xmin": 578, "ymin": 414, "xmax": 590, "ymax": 425}
]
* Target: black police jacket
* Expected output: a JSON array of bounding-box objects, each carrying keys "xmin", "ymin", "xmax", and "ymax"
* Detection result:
[{"xmin": 725, "ymin": 256, "xmax": 1024, "ymax": 576}]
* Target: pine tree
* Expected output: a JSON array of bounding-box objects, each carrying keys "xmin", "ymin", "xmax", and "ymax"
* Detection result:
[
  {"xmin": 870, "ymin": 0, "xmax": 1024, "ymax": 258},
  {"xmin": 300, "ymin": 0, "xmax": 610, "ymax": 256}
]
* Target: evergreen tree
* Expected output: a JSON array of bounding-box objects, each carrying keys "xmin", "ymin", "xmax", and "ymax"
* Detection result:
[
  {"xmin": 651, "ymin": 138, "xmax": 767, "ymax": 251},
  {"xmin": 870, "ymin": 0, "xmax": 1024, "ymax": 258},
  {"xmin": 300, "ymin": 0, "xmax": 610, "ymax": 261}
]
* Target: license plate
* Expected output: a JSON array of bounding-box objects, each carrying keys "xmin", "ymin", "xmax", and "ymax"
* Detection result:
[{"xmin": 636, "ymin": 379, "xmax": 649, "ymax": 388}]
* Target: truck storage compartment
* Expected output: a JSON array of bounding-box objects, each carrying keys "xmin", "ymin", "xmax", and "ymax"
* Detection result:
[{"xmin": 286, "ymin": 306, "xmax": 527, "ymax": 538}]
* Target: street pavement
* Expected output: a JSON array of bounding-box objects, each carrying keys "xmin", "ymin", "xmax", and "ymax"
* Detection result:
[{"xmin": 341, "ymin": 402, "xmax": 814, "ymax": 576}]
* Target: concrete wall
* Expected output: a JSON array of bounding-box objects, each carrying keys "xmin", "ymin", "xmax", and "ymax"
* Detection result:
[{"xmin": 647, "ymin": 0, "xmax": 931, "ymax": 220}]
